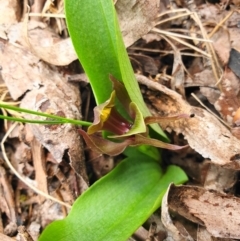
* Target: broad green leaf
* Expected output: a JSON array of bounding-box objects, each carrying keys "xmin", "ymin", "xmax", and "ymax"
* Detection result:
[
  {"xmin": 39, "ymin": 156, "xmax": 187, "ymax": 241},
  {"xmin": 65, "ymin": 0, "xmax": 121, "ymax": 105},
  {"xmin": 124, "ymin": 145, "xmax": 160, "ymax": 161},
  {"xmin": 65, "ymin": 0, "xmax": 169, "ymax": 141}
]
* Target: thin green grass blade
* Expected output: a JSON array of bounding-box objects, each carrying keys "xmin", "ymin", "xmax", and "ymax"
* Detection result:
[
  {"xmin": 0, "ymin": 103, "xmax": 92, "ymax": 126},
  {"xmin": 0, "ymin": 114, "xmax": 66, "ymax": 125},
  {"xmin": 38, "ymin": 155, "xmax": 187, "ymax": 241}
]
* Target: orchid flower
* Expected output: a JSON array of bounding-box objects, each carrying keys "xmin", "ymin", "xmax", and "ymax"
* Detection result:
[{"xmin": 80, "ymin": 76, "xmax": 189, "ymax": 156}]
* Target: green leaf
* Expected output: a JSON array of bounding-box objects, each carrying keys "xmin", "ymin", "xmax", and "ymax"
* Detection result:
[
  {"xmin": 65, "ymin": 0, "xmax": 121, "ymax": 105},
  {"xmin": 112, "ymin": 13, "xmax": 168, "ymax": 141},
  {"xmin": 0, "ymin": 103, "xmax": 91, "ymax": 126},
  {"xmin": 65, "ymin": 0, "xmax": 169, "ymax": 141},
  {"xmin": 38, "ymin": 156, "xmax": 187, "ymax": 241},
  {"xmin": 124, "ymin": 145, "xmax": 160, "ymax": 161}
]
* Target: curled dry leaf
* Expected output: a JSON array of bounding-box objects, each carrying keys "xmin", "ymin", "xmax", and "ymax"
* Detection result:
[
  {"xmin": 161, "ymin": 184, "xmax": 194, "ymax": 241},
  {"xmin": 167, "ymin": 184, "xmax": 240, "ymax": 239},
  {"xmin": 22, "ymin": 20, "xmax": 78, "ymax": 66},
  {"xmin": 137, "ymin": 74, "xmax": 240, "ymax": 169}
]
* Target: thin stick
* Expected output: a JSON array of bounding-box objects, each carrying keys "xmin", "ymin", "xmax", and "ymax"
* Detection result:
[
  {"xmin": 28, "ymin": 13, "xmax": 65, "ymax": 18},
  {"xmin": 157, "ymin": 8, "xmax": 191, "ymax": 18},
  {"xmin": 191, "ymin": 12, "xmax": 222, "ymax": 85},
  {"xmin": 153, "ymin": 28, "xmax": 212, "ymax": 43},
  {"xmin": 152, "ymin": 28, "xmax": 210, "ymax": 57},
  {"xmin": 208, "ymin": 11, "xmax": 234, "ymax": 38},
  {"xmin": 156, "ymin": 12, "xmax": 193, "ymax": 26}
]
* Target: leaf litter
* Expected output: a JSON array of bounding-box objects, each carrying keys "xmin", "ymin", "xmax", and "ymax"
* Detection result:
[{"xmin": 1, "ymin": 0, "xmax": 240, "ymax": 240}]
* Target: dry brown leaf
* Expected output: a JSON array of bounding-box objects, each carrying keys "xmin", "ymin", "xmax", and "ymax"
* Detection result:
[
  {"xmin": 228, "ymin": 48, "xmax": 240, "ymax": 79},
  {"xmin": 212, "ymin": 28, "xmax": 231, "ymax": 66},
  {"xmin": 142, "ymin": 33, "xmax": 162, "ymax": 43},
  {"xmin": 229, "ymin": 28, "xmax": 240, "ymax": 52},
  {"xmin": 197, "ymin": 227, "xmax": 232, "ymax": 241},
  {"xmin": 27, "ymin": 221, "xmax": 41, "ymax": 241},
  {"xmin": 0, "ymin": 166, "xmax": 16, "ymax": 224},
  {"xmin": 185, "ymin": 68, "xmax": 220, "ymax": 105},
  {"xmin": 0, "ymin": 0, "xmax": 20, "ymax": 24},
  {"xmin": 196, "ymin": 227, "xmax": 212, "ymax": 241},
  {"xmin": 0, "ymin": 40, "xmax": 42, "ymax": 100},
  {"xmin": 167, "ymin": 184, "xmax": 240, "ymax": 239},
  {"xmin": 39, "ymin": 200, "xmax": 66, "ymax": 228},
  {"xmin": 204, "ymin": 164, "xmax": 238, "ymax": 193},
  {"xmin": 129, "ymin": 53, "xmax": 159, "ymax": 75},
  {"xmin": 137, "ymin": 75, "xmax": 240, "ymax": 169},
  {"xmin": 21, "ymin": 20, "xmax": 77, "ymax": 66},
  {"xmin": 20, "ymin": 75, "xmax": 87, "ymax": 181},
  {"xmin": 171, "ymin": 49, "xmax": 185, "ymax": 97},
  {"xmin": 15, "ymin": 0, "xmax": 161, "ymax": 66},
  {"xmin": 214, "ymin": 68, "xmax": 240, "ymax": 125},
  {"xmin": 197, "ymin": 4, "xmax": 227, "ymax": 24},
  {"xmin": 17, "ymin": 226, "xmax": 34, "ymax": 241},
  {"xmin": 0, "ymin": 37, "xmax": 88, "ymax": 183},
  {"xmin": 116, "ymin": 0, "xmax": 160, "ymax": 47},
  {"xmin": 0, "ymin": 233, "xmax": 16, "ymax": 241}
]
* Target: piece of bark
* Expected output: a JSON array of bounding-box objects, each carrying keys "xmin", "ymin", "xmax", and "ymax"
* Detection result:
[
  {"xmin": 197, "ymin": 226, "xmax": 232, "ymax": 241},
  {"xmin": 137, "ymin": 74, "xmax": 240, "ymax": 169},
  {"xmin": 168, "ymin": 185, "xmax": 240, "ymax": 239},
  {"xmin": 161, "ymin": 185, "xmax": 194, "ymax": 241}
]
